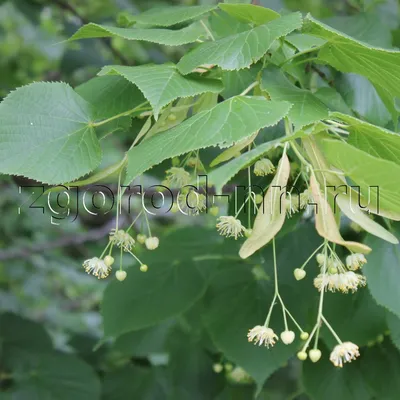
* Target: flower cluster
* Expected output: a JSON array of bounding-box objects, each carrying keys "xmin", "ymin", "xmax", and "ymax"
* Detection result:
[{"xmin": 314, "ymin": 252, "xmax": 367, "ymax": 294}]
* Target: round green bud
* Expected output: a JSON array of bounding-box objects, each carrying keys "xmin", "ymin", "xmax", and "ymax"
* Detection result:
[
  {"xmin": 116, "ymin": 270, "xmax": 127, "ymax": 281},
  {"xmin": 104, "ymin": 255, "xmax": 115, "ymax": 267},
  {"xmin": 294, "ymin": 268, "xmax": 306, "ymax": 281},
  {"xmin": 309, "ymin": 349, "xmax": 322, "ymax": 363},
  {"xmin": 140, "ymin": 264, "xmax": 148, "ymax": 272},
  {"xmin": 297, "ymin": 351, "xmax": 308, "ymax": 361},
  {"xmin": 209, "ymin": 206, "xmax": 219, "ymax": 217},
  {"xmin": 300, "ymin": 332, "xmax": 309, "ymax": 341}
]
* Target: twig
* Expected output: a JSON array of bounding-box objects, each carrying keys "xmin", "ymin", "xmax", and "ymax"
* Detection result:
[{"xmin": 52, "ymin": 0, "xmax": 130, "ymax": 65}]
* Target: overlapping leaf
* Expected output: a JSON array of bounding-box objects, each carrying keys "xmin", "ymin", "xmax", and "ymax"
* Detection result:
[
  {"xmin": 319, "ymin": 138, "xmax": 400, "ymax": 220},
  {"xmin": 261, "ymin": 66, "xmax": 328, "ymax": 130},
  {"xmin": 218, "ymin": 3, "xmax": 279, "ymax": 25},
  {"xmin": 125, "ymin": 97, "xmax": 291, "ymax": 183},
  {"xmin": 177, "ymin": 12, "xmax": 303, "ymax": 74},
  {"xmin": 331, "ymin": 112, "xmax": 400, "ymax": 164},
  {"xmin": 304, "ymin": 14, "xmax": 400, "ymax": 122},
  {"xmin": 70, "ymin": 22, "xmax": 205, "ymax": 46},
  {"xmin": 0, "ymin": 82, "xmax": 101, "ymax": 184},
  {"xmin": 127, "ymin": 5, "xmax": 217, "ymax": 27},
  {"xmin": 364, "ymin": 233, "xmax": 400, "ymax": 319},
  {"xmin": 99, "ymin": 64, "xmax": 223, "ymax": 119}
]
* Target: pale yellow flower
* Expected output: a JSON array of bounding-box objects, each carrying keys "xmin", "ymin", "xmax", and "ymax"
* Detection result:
[
  {"xmin": 330, "ymin": 342, "xmax": 360, "ymax": 367},
  {"xmin": 247, "ymin": 325, "xmax": 278, "ymax": 348}
]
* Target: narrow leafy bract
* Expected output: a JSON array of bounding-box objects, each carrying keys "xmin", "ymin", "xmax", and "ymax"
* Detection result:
[
  {"xmin": 209, "ymin": 139, "xmax": 279, "ymax": 194},
  {"xmin": 239, "ymin": 153, "xmax": 290, "ymax": 259},
  {"xmin": 304, "ymin": 14, "xmax": 400, "ymax": 122},
  {"xmin": 177, "ymin": 13, "xmax": 303, "ymax": 74},
  {"xmin": 125, "ymin": 97, "xmax": 291, "ymax": 183},
  {"xmin": 336, "ymin": 193, "xmax": 398, "ymax": 244},
  {"xmin": 309, "ymin": 175, "xmax": 371, "ymax": 254},
  {"xmin": 128, "ymin": 5, "xmax": 217, "ymax": 27},
  {"xmin": 0, "ymin": 82, "xmax": 101, "ymax": 185},
  {"xmin": 99, "ymin": 64, "xmax": 223, "ymax": 119},
  {"xmin": 70, "ymin": 22, "xmax": 205, "ymax": 46},
  {"xmin": 261, "ymin": 66, "xmax": 328, "ymax": 130}
]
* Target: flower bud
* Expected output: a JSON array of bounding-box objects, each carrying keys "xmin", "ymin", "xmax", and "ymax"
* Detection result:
[
  {"xmin": 309, "ymin": 349, "xmax": 322, "ymax": 363},
  {"xmin": 328, "ymin": 266, "xmax": 338, "ymax": 274},
  {"xmin": 280, "ymin": 330, "xmax": 295, "ymax": 345},
  {"xmin": 255, "ymin": 194, "xmax": 263, "ymax": 204},
  {"xmin": 140, "ymin": 264, "xmax": 148, "ymax": 272},
  {"xmin": 244, "ymin": 229, "xmax": 253, "ymax": 238},
  {"xmin": 300, "ymin": 332, "xmax": 309, "ymax": 341},
  {"xmin": 145, "ymin": 237, "xmax": 159, "ymax": 250},
  {"xmin": 224, "ymin": 363, "xmax": 233, "ymax": 372},
  {"xmin": 294, "ymin": 268, "xmax": 306, "ymax": 281},
  {"xmin": 213, "ymin": 363, "xmax": 223, "ymax": 373},
  {"xmin": 209, "ymin": 206, "xmax": 219, "ymax": 217},
  {"xmin": 316, "ymin": 253, "xmax": 325, "ymax": 265},
  {"xmin": 297, "ymin": 351, "xmax": 308, "ymax": 361},
  {"xmin": 104, "ymin": 255, "xmax": 114, "ymax": 267},
  {"xmin": 115, "ymin": 270, "xmax": 127, "ymax": 281},
  {"xmin": 137, "ymin": 234, "xmax": 147, "ymax": 244}
]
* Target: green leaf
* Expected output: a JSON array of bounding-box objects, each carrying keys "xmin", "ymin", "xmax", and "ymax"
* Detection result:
[
  {"xmin": 99, "ymin": 64, "xmax": 223, "ymax": 119},
  {"xmin": 322, "ymin": 288, "xmax": 387, "ymax": 348},
  {"xmin": 313, "ymin": 87, "xmax": 352, "ymax": 115},
  {"xmin": 75, "ymin": 75, "xmax": 146, "ymax": 129},
  {"xmin": 70, "ymin": 22, "xmax": 205, "ymax": 46},
  {"xmin": 165, "ymin": 327, "xmax": 223, "ymax": 400},
  {"xmin": 113, "ymin": 321, "xmax": 172, "ymax": 357},
  {"xmin": 387, "ymin": 312, "xmax": 400, "ymax": 351},
  {"xmin": 102, "ymin": 366, "xmax": 167, "ymax": 400},
  {"xmin": 261, "ymin": 66, "xmax": 328, "ymax": 130},
  {"xmin": 330, "ymin": 112, "xmax": 400, "ymax": 165},
  {"xmin": 363, "ymin": 234, "xmax": 400, "ymax": 319},
  {"xmin": 319, "ymin": 138, "xmax": 400, "ymax": 220},
  {"xmin": 336, "ymin": 74, "xmax": 391, "ymax": 127},
  {"xmin": 208, "ymin": 140, "xmax": 278, "ymax": 193},
  {"xmin": 323, "ymin": 13, "xmax": 393, "ymax": 48},
  {"xmin": 102, "ymin": 260, "xmax": 207, "ymax": 337},
  {"xmin": 359, "ymin": 340, "xmax": 400, "ymax": 399},
  {"xmin": 128, "ymin": 5, "xmax": 217, "ymax": 27},
  {"xmin": 203, "ymin": 266, "xmax": 296, "ymax": 390},
  {"xmin": 208, "ymin": 10, "xmax": 250, "ymax": 39},
  {"xmin": 8, "ymin": 351, "xmax": 101, "ymax": 400},
  {"xmin": 218, "ymin": 4, "xmax": 279, "ymax": 25},
  {"xmin": 125, "ymin": 97, "xmax": 291, "ymax": 183},
  {"xmin": 0, "ymin": 313, "xmax": 53, "ymax": 356},
  {"xmin": 285, "ymin": 33, "xmax": 326, "ymax": 52},
  {"xmin": 209, "ymin": 132, "xmax": 257, "ymax": 167},
  {"xmin": 302, "ymin": 343, "xmax": 374, "ymax": 400},
  {"xmin": 221, "ymin": 64, "xmax": 261, "ymax": 99},
  {"xmin": 304, "ymin": 14, "xmax": 400, "ymax": 123},
  {"xmin": 177, "ymin": 13, "xmax": 303, "ymax": 74},
  {"xmin": 0, "ymin": 82, "xmax": 101, "ymax": 185}
]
